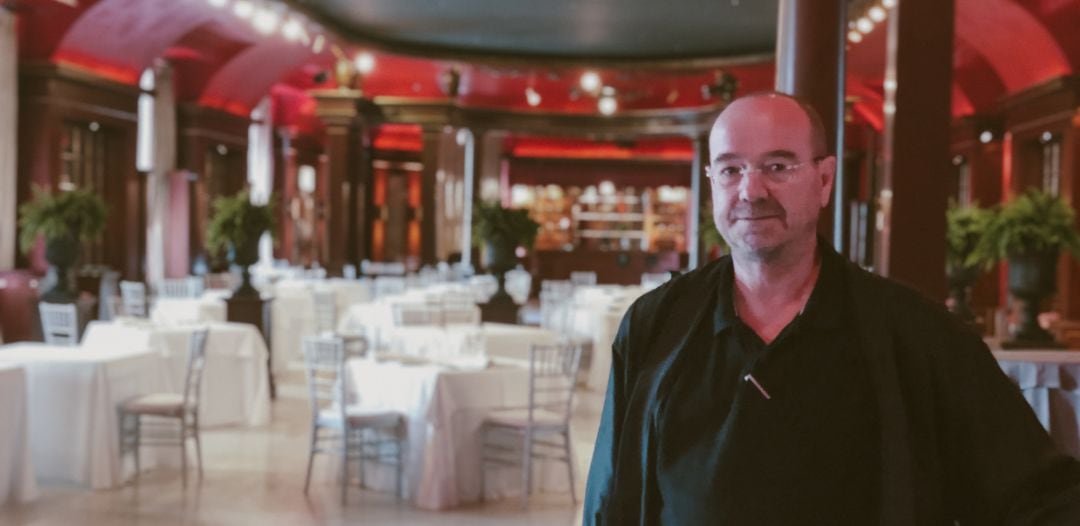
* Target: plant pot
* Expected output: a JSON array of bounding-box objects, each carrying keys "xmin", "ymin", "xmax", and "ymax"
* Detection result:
[
  {"xmin": 481, "ymin": 237, "xmax": 520, "ymax": 322},
  {"xmin": 946, "ymin": 265, "xmax": 979, "ymax": 324},
  {"xmin": 1003, "ymin": 250, "xmax": 1063, "ymax": 349},
  {"xmin": 231, "ymin": 240, "xmax": 261, "ymax": 299},
  {"xmin": 40, "ymin": 235, "xmax": 79, "ymax": 303}
]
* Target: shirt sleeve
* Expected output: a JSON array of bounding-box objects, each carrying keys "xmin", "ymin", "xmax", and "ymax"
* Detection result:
[
  {"xmin": 582, "ymin": 310, "xmax": 632, "ymax": 526},
  {"xmin": 934, "ymin": 325, "xmax": 1080, "ymax": 524}
]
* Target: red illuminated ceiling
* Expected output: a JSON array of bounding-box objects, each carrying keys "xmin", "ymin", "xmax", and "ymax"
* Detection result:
[{"xmin": 15, "ymin": 0, "xmax": 1080, "ymax": 133}]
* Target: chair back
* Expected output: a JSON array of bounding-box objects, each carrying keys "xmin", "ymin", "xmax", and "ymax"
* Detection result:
[
  {"xmin": 527, "ymin": 342, "xmax": 582, "ymax": 427},
  {"xmin": 569, "ymin": 271, "xmax": 597, "ymax": 287},
  {"xmin": 374, "ymin": 276, "xmax": 407, "ymax": 299},
  {"xmin": 159, "ymin": 277, "xmax": 203, "ymax": 299},
  {"xmin": 38, "ymin": 302, "xmax": 79, "ymax": 346},
  {"xmin": 343, "ymin": 264, "xmax": 357, "ymax": 280},
  {"xmin": 392, "ymin": 303, "xmax": 440, "ymax": 326},
  {"xmin": 441, "ymin": 305, "xmax": 481, "ymax": 326},
  {"xmin": 302, "ymin": 335, "xmax": 346, "ymax": 418},
  {"xmin": 469, "ymin": 275, "xmax": 498, "ymax": 303},
  {"xmin": 119, "ymin": 281, "xmax": 148, "ymax": 317},
  {"xmin": 312, "ymin": 289, "xmax": 337, "ymax": 334},
  {"xmin": 98, "ymin": 270, "xmax": 120, "ymax": 321},
  {"xmin": 181, "ymin": 329, "xmax": 210, "ymax": 412},
  {"xmin": 204, "ymin": 272, "xmax": 237, "ymax": 291},
  {"xmin": 539, "ymin": 290, "xmax": 572, "ymax": 333}
]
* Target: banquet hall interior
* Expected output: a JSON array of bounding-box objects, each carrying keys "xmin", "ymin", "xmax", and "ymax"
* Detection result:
[{"xmin": 2, "ymin": 0, "xmax": 1080, "ymax": 524}]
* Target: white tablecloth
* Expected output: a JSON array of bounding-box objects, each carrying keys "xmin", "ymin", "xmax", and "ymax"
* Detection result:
[
  {"xmin": 0, "ymin": 364, "xmax": 37, "ymax": 504},
  {"xmin": 995, "ymin": 349, "xmax": 1080, "ymax": 458},
  {"xmin": 82, "ymin": 320, "xmax": 270, "ymax": 427},
  {"xmin": 571, "ymin": 286, "xmax": 641, "ymax": 391},
  {"xmin": 376, "ymin": 323, "xmax": 557, "ymax": 364},
  {"xmin": 346, "ymin": 359, "xmax": 569, "ymax": 509},
  {"xmin": 0, "ymin": 343, "xmax": 166, "ymax": 489}
]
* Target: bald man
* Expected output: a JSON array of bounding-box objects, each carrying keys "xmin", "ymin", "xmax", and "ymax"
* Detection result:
[{"xmin": 582, "ymin": 93, "xmax": 1080, "ymax": 525}]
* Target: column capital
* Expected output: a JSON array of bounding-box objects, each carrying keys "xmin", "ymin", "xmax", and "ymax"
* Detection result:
[{"xmin": 311, "ymin": 89, "xmax": 363, "ymax": 127}]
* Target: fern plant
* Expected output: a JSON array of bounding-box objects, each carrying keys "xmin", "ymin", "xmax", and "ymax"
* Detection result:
[
  {"xmin": 946, "ymin": 200, "xmax": 993, "ymax": 273},
  {"xmin": 18, "ymin": 185, "xmax": 107, "ymax": 253},
  {"xmin": 971, "ymin": 189, "xmax": 1080, "ymax": 265},
  {"xmin": 206, "ymin": 191, "xmax": 276, "ymax": 266},
  {"xmin": 472, "ymin": 201, "xmax": 540, "ymax": 249}
]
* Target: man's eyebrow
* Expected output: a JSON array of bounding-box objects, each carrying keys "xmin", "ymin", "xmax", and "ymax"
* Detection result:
[
  {"xmin": 712, "ymin": 152, "xmax": 742, "ymax": 164},
  {"xmin": 760, "ymin": 150, "xmax": 798, "ymax": 160}
]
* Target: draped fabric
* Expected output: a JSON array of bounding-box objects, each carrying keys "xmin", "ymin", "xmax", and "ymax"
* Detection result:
[
  {"xmin": 0, "ymin": 9, "xmax": 18, "ymax": 269},
  {"xmin": 247, "ymin": 97, "xmax": 274, "ymax": 266},
  {"xmin": 144, "ymin": 63, "xmax": 176, "ymax": 284}
]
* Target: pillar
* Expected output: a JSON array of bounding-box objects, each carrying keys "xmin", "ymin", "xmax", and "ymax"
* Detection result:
[
  {"xmin": 875, "ymin": 0, "xmax": 954, "ymax": 299},
  {"xmin": 419, "ymin": 127, "xmax": 441, "ymax": 265},
  {"xmin": 312, "ymin": 90, "xmax": 362, "ymax": 275},
  {"xmin": 776, "ymin": 0, "xmax": 847, "ymax": 252}
]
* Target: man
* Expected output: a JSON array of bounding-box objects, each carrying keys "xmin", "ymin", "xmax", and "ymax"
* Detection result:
[{"xmin": 582, "ymin": 92, "xmax": 1080, "ymax": 525}]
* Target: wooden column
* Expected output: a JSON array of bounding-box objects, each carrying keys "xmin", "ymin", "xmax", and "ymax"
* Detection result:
[
  {"xmin": 419, "ymin": 127, "xmax": 441, "ymax": 265},
  {"xmin": 313, "ymin": 90, "xmax": 362, "ymax": 275},
  {"xmin": 776, "ymin": 0, "xmax": 847, "ymax": 251},
  {"xmin": 875, "ymin": 0, "xmax": 954, "ymax": 299},
  {"xmin": 689, "ymin": 134, "xmax": 709, "ymax": 270}
]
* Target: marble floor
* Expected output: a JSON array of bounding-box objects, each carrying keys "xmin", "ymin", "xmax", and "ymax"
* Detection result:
[{"xmin": 0, "ymin": 371, "xmax": 604, "ymax": 526}]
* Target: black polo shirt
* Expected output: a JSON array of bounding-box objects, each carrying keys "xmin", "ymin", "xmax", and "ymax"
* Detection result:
[{"xmin": 655, "ymin": 246, "xmax": 880, "ymax": 525}]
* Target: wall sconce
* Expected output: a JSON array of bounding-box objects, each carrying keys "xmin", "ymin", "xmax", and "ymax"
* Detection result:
[{"xmin": 332, "ymin": 47, "xmax": 375, "ymax": 93}]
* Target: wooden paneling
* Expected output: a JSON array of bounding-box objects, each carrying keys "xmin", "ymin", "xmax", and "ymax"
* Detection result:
[{"xmin": 16, "ymin": 63, "xmax": 142, "ymax": 279}]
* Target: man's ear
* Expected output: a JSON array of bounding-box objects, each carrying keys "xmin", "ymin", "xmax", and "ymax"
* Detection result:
[{"xmin": 817, "ymin": 155, "xmax": 837, "ymax": 208}]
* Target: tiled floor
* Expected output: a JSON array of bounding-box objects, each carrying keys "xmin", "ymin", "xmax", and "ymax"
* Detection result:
[{"xmin": 0, "ymin": 371, "xmax": 604, "ymax": 526}]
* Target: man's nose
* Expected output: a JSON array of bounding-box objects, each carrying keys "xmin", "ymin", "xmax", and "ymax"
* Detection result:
[{"xmin": 738, "ymin": 171, "xmax": 769, "ymax": 202}]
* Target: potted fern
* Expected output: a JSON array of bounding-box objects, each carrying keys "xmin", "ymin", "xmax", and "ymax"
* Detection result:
[
  {"xmin": 972, "ymin": 189, "xmax": 1080, "ymax": 348},
  {"xmin": 18, "ymin": 186, "xmax": 107, "ymax": 302},
  {"xmin": 206, "ymin": 191, "xmax": 276, "ymax": 298},
  {"xmin": 472, "ymin": 202, "xmax": 539, "ymax": 320},
  {"xmin": 945, "ymin": 201, "xmax": 992, "ymax": 323}
]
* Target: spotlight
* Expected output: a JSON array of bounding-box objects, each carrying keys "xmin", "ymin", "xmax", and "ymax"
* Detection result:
[
  {"xmin": 856, "ymin": 17, "xmax": 874, "ymax": 34},
  {"xmin": 525, "ymin": 87, "xmax": 541, "ymax": 107},
  {"xmin": 979, "ymin": 131, "xmax": 994, "ymax": 144},
  {"xmin": 868, "ymin": 6, "xmax": 887, "ymax": 22},
  {"xmin": 580, "ymin": 71, "xmax": 601, "ymax": 93},
  {"xmin": 355, "ymin": 52, "xmax": 375, "ymax": 75},
  {"xmin": 848, "ymin": 30, "xmax": 863, "ymax": 43}
]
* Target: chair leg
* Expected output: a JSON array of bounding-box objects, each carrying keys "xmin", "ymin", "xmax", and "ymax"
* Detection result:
[
  {"xmin": 303, "ymin": 426, "xmax": 318, "ymax": 495},
  {"xmin": 564, "ymin": 430, "xmax": 577, "ymax": 504},
  {"xmin": 133, "ymin": 415, "xmax": 141, "ymax": 481},
  {"xmin": 396, "ymin": 429, "xmax": 404, "ymax": 500},
  {"xmin": 194, "ymin": 414, "xmax": 204, "ymax": 480},
  {"xmin": 340, "ymin": 429, "xmax": 349, "ymax": 505},
  {"xmin": 521, "ymin": 430, "xmax": 532, "ymax": 510},
  {"xmin": 181, "ymin": 420, "xmax": 188, "ymax": 488},
  {"xmin": 478, "ymin": 426, "xmax": 486, "ymax": 503}
]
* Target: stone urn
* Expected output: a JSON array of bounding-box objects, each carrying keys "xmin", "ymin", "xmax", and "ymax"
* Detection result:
[
  {"xmin": 946, "ymin": 264, "xmax": 980, "ymax": 325},
  {"xmin": 1003, "ymin": 250, "xmax": 1063, "ymax": 349},
  {"xmin": 480, "ymin": 236, "xmax": 521, "ymax": 324},
  {"xmin": 230, "ymin": 240, "xmax": 261, "ymax": 299},
  {"xmin": 40, "ymin": 235, "xmax": 79, "ymax": 303}
]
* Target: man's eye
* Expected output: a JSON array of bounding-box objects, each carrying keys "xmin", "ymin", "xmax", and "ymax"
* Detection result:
[
  {"xmin": 718, "ymin": 166, "xmax": 743, "ymax": 177},
  {"xmin": 765, "ymin": 163, "xmax": 791, "ymax": 173}
]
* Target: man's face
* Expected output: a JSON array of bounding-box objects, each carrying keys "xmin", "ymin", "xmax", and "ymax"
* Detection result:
[{"xmin": 707, "ymin": 96, "xmax": 835, "ymax": 259}]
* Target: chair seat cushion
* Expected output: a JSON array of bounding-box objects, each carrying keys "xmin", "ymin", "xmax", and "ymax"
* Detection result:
[
  {"xmin": 484, "ymin": 408, "xmax": 565, "ymax": 429},
  {"xmin": 318, "ymin": 406, "xmax": 403, "ymax": 429},
  {"xmin": 121, "ymin": 393, "xmax": 185, "ymax": 417}
]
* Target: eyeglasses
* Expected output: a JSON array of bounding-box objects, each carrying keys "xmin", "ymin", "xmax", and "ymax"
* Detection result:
[{"xmin": 707, "ymin": 157, "xmax": 824, "ymax": 187}]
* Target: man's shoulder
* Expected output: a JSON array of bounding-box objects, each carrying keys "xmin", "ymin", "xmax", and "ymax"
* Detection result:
[
  {"xmin": 614, "ymin": 257, "xmax": 727, "ymax": 352},
  {"xmin": 842, "ymin": 259, "xmax": 977, "ymax": 343}
]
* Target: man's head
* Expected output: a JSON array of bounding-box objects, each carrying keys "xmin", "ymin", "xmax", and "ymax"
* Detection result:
[{"xmin": 707, "ymin": 92, "xmax": 836, "ymax": 261}]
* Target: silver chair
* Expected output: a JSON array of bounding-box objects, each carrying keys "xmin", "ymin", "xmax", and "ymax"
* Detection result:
[
  {"xmin": 158, "ymin": 277, "xmax": 203, "ymax": 299},
  {"xmin": 505, "ymin": 268, "xmax": 533, "ymax": 305},
  {"xmin": 312, "ymin": 290, "xmax": 337, "ymax": 334},
  {"xmin": 569, "ymin": 271, "xmax": 597, "ymax": 287},
  {"xmin": 373, "ymin": 276, "xmax": 407, "ymax": 299},
  {"xmin": 119, "ymin": 280, "xmax": 148, "ymax": 318},
  {"xmin": 118, "ymin": 328, "xmax": 209, "ymax": 487},
  {"xmin": 38, "ymin": 302, "xmax": 79, "ymax": 346},
  {"xmin": 480, "ymin": 342, "xmax": 583, "ymax": 508},
  {"xmin": 391, "ymin": 303, "xmax": 440, "ymax": 326},
  {"xmin": 441, "ymin": 305, "xmax": 481, "ymax": 326},
  {"xmin": 302, "ymin": 335, "xmax": 405, "ymax": 504},
  {"xmin": 98, "ymin": 270, "xmax": 120, "ymax": 321},
  {"xmin": 640, "ymin": 272, "xmax": 671, "ymax": 291}
]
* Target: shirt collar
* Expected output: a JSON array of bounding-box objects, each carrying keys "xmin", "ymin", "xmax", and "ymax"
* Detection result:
[{"xmin": 713, "ymin": 240, "xmax": 846, "ymax": 336}]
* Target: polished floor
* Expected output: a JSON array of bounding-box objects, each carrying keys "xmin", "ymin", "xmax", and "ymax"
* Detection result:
[{"xmin": 0, "ymin": 369, "xmax": 603, "ymax": 526}]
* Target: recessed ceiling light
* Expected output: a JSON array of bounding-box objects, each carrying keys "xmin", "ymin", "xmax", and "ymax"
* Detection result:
[
  {"xmin": 580, "ymin": 71, "xmax": 601, "ymax": 93},
  {"xmin": 848, "ymin": 30, "xmax": 863, "ymax": 43},
  {"xmin": 232, "ymin": 0, "xmax": 254, "ymax": 19},
  {"xmin": 856, "ymin": 17, "xmax": 874, "ymax": 34},
  {"xmin": 355, "ymin": 52, "xmax": 375, "ymax": 75},
  {"xmin": 525, "ymin": 87, "xmax": 541, "ymax": 107},
  {"xmin": 868, "ymin": 6, "xmax": 887, "ymax": 22}
]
